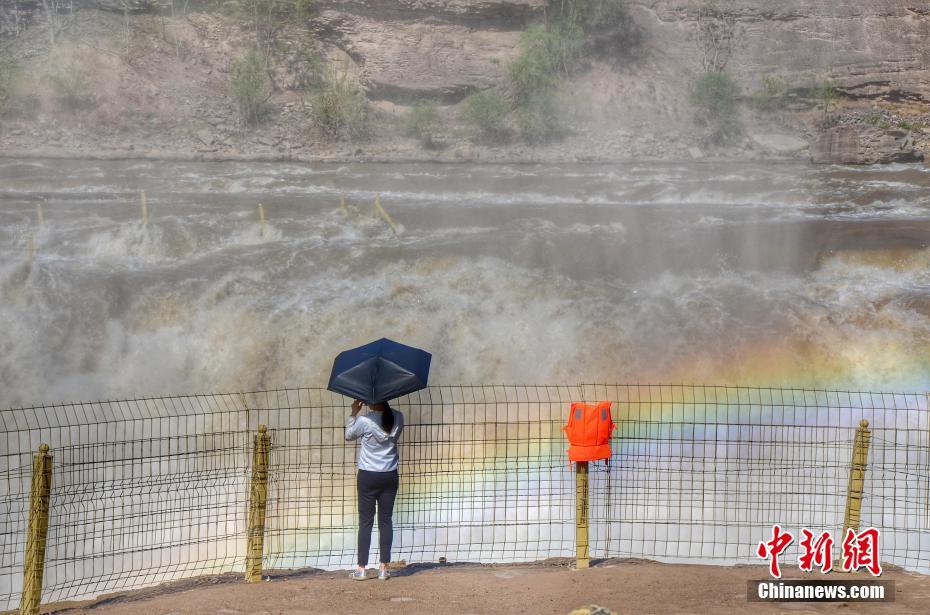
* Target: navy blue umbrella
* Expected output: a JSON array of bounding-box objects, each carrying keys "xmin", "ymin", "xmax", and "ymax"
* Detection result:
[{"xmin": 327, "ymin": 338, "xmax": 432, "ymax": 404}]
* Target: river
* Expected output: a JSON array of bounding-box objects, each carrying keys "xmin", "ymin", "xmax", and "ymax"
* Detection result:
[{"xmin": 1, "ymin": 159, "xmax": 928, "ymax": 408}]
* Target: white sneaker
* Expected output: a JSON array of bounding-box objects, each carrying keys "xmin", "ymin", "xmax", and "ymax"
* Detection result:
[
  {"xmin": 378, "ymin": 568, "xmax": 390, "ymax": 581},
  {"xmin": 351, "ymin": 568, "xmax": 367, "ymax": 581}
]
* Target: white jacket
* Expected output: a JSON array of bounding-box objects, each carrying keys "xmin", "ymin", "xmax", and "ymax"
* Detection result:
[{"xmin": 345, "ymin": 410, "xmax": 404, "ymax": 472}]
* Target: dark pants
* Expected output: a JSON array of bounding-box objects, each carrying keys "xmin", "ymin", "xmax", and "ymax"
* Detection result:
[{"xmin": 357, "ymin": 469, "xmax": 399, "ymax": 567}]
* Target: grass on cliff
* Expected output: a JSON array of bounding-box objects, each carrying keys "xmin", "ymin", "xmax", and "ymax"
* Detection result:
[
  {"xmin": 689, "ymin": 70, "xmax": 742, "ymax": 144},
  {"xmin": 498, "ymin": 0, "xmax": 634, "ymax": 145},
  {"xmin": 810, "ymin": 79, "xmax": 841, "ymax": 117},
  {"xmin": 461, "ymin": 90, "xmax": 509, "ymax": 143},
  {"xmin": 502, "ymin": 22, "xmax": 580, "ymax": 145},
  {"xmin": 406, "ymin": 101, "xmax": 442, "ymax": 148},
  {"xmin": 508, "ymin": 23, "xmax": 582, "ymax": 105},
  {"xmin": 232, "ymin": 48, "xmax": 272, "ymax": 125},
  {"xmin": 310, "ymin": 67, "xmax": 367, "ymax": 141},
  {"xmin": 751, "ymin": 74, "xmax": 791, "ymax": 112}
]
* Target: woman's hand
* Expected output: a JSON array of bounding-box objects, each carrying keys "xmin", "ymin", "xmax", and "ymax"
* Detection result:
[{"xmin": 351, "ymin": 400, "xmax": 363, "ymax": 417}]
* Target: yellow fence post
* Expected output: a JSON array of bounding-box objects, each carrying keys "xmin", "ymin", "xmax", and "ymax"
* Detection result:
[
  {"xmin": 339, "ymin": 192, "xmax": 347, "ymax": 215},
  {"xmin": 140, "ymin": 190, "xmax": 149, "ymax": 226},
  {"xmin": 258, "ymin": 204, "xmax": 266, "ymax": 238},
  {"xmin": 575, "ymin": 460, "xmax": 590, "ymax": 569},
  {"xmin": 20, "ymin": 443, "xmax": 52, "ymax": 615},
  {"xmin": 842, "ymin": 419, "xmax": 871, "ymax": 535},
  {"xmin": 246, "ymin": 425, "xmax": 270, "ymax": 582},
  {"xmin": 36, "ymin": 204, "xmax": 44, "ymax": 226}
]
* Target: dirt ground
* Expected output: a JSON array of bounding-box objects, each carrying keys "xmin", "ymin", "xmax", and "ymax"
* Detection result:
[{"xmin": 44, "ymin": 560, "xmax": 930, "ymax": 615}]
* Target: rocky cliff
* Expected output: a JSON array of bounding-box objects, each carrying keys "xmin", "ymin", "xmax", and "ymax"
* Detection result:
[
  {"xmin": 312, "ymin": 0, "xmax": 930, "ymax": 105},
  {"xmin": 1, "ymin": 0, "xmax": 928, "ymax": 163},
  {"xmin": 306, "ymin": 0, "xmax": 930, "ymax": 161},
  {"xmin": 310, "ymin": 0, "xmax": 544, "ymax": 102},
  {"xmin": 635, "ymin": 1, "xmax": 930, "ymax": 99}
]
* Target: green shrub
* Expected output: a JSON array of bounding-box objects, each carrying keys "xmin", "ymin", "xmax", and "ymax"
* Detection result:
[
  {"xmin": 538, "ymin": 22, "xmax": 585, "ymax": 76},
  {"xmin": 232, "ymin": 49, "xmax": 272, "ymax": 125},
  {"xmin": 690, "ymin": 71, "xmax": 740, "ymax": 119},
  {"xmin": 290, "ymin": 46, "xmax": 326, "ymax": 91},
  {"xmin": 501, "ymin": 0, "xmax": 632, "ymax": 147},
  {"xmin": 810, "ymin": 79, "xmax": 840, "ymax": 117},
  {"xmin": 311, "ymin": 68, "xmax": 366, "ymax": 141},
  {"xmin": 509, "ymin": 23, "xmax": 583, "ymax": 104},
  {"xmin": 689, "ymin": 70, "xmax": 742, "ymax": 143},
  {"xmin": 752, "ymin": 74, "xmax": 790, "ymax": 112},
  {"xmin": 515, "ymin": 90, "xmax": 566, "ymax": 143},
  {"xmin": 406, "ymin": 101, "xmax": 441, "ymax": 148},
  {"xmin": 461, "ymin": 89, "xmax": 509, "ymax": 143},
  {"xmin": 508, "ymin": 29, "xmax": 558, "ymax": 104}
]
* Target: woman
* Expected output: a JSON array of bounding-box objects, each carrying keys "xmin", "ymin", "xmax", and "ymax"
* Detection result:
[{"xmin": 345, "ymin": 398, "xmax": 404, "ymax": 580}]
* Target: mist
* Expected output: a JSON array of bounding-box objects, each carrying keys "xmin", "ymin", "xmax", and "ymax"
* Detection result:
[{"xmin": 1, "ymin": 158, "xmax": 928, "ymax": 408}]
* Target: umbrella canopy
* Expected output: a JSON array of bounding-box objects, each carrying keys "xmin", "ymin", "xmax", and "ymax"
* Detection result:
[{"xmin": 327, "ymin": 338, "xmax": 432, "ymax": 404}]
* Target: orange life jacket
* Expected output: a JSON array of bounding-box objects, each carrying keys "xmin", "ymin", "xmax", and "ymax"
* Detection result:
[{"xmin": 563, "ymin": 401, "xmax": 615, "ymax": 462}]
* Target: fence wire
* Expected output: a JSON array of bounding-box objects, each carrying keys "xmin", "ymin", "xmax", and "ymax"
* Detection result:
[{"xmin": 0, "ymin": 385, "xmax": 928, "ymax": 609}]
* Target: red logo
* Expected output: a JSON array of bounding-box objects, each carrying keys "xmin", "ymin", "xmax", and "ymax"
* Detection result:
[
  {"xmin": 756, "ymin": 524, "xmax": 794, "ymax": 578},
  {"xmin": 757, "ymin": 526, "xmax": 882, "ymax": 578},
  {"xmin": 842, "ymin": 527, "xmax": 882, "ymax": 576},
  {"xmin": 798, "ymin": 528, "xmax": 834, "ymax": 573}
]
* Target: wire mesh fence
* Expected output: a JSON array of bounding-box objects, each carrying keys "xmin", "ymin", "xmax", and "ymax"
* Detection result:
[
  {"xmin": 1, "ymin": 385, "xmax": 928, "ymax": 609},
  {"xmin": 582, "ymin": 385, "xmax": 930, "ymax": 569}
]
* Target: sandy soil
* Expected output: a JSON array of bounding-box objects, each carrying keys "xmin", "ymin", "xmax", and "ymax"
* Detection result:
[{"xmin": 43, "ymin": 560, "xmax": 930, "ymax": 615}]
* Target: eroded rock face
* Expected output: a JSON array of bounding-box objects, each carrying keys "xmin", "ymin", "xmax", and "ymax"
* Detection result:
[
  {"xmin": 811, "ymin": 126, "xmax": 860, "ymax": 164},
  {"xmin": 859, "ymin": 127, "xmax": 924, "ymax": 163},
  {"xmin": 313, "ymin": 0, "xmax": 930, "ymax": 110},
  {"xmin": 811, "ymin": 126, "xmax": 924, "ymax": 164},
  {"xmin": 629, "ymin": 1, "xmax": 930, "ymax": 102},
  {"xmin": 312, "ymin": 1, "xmax": 544, "ymax": 101}
]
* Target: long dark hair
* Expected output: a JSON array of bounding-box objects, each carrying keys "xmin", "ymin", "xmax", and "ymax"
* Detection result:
[{"xmin": 381, "ymin": 402, "xmax": 395, "ymax": 433}]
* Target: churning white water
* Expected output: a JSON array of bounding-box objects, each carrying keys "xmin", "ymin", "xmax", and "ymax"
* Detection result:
[{"xmin": 0, "ymin": 158, "xmax": 928, "ymax": 408}]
